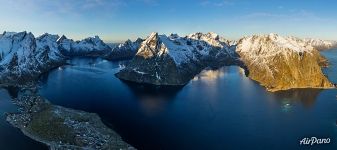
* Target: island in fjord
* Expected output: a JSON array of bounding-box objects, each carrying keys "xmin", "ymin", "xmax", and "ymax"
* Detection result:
[
  {"xmin": 116, "ymin": 32, "xmax": 335, "ymax": 92},
  {"xmin": 0, "ymin": 30, "xmax": 336, "ymax": 149},
  {"xmin": 1, "ymin": 0, "xmax": 337, "ymax": 149}
]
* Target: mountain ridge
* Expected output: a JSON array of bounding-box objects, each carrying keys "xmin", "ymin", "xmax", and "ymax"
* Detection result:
[
  {"xmin": 117, "ymin": 32, "xmax": 336, "ymax": 91},
  {"xmin": 236, "ymin": 33, "xmax": 334, "ymax": 91},
  {"xmin": 0, "ymin": 30, "xmax": 335, "ymax": 91}
]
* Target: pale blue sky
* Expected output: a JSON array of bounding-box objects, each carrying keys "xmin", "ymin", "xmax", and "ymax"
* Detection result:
[{"xmin": 0, "ymin": 0, "xmax": 336, "ymax": 42}]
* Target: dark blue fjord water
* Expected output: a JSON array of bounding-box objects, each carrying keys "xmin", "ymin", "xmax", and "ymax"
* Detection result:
[
  {"xmin": 0, "ymin": 49, "xmax": 336, "ymax": 150},
  {"xmin": 0, "ymin": 89, "xmax": 48, "ymax": 150},
  {"xmin": 35, "ymin": 50, "xmax": 337, "ymax": 150}
]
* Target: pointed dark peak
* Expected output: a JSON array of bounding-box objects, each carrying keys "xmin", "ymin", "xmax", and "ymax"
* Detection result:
[
  {"xmin": 57, "ymin": 35, "xmax": 69, "ymax": 42},
  {"xmin": 135, "ymin": 38, "xmax": 144, "ymax": 43},
  {"xmin": 148, "ymin": 32, "xmax": 159, "ymax": 40},
  {"xmin": 169, "ymin": 33, "xmax": 179, "ymax": 39},
  {"xmin": 125, "ymin": 39, "xmax": 132, "ymax": 44}
]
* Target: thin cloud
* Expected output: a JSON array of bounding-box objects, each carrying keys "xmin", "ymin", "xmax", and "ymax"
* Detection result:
[
  {"xmin": 200, "ymin": 0, "xmax": 235, "ymax": 7},
  {"xmin": 2, "ymin": 0, "xmax": 125, "ymax": 18},
  {"xmin": 138, "ymin": 0, "xmax": 159, "ymax": 6},
  {"xmin": 243, "ymin": 9, "xmax": 335, "ymax": 22}
]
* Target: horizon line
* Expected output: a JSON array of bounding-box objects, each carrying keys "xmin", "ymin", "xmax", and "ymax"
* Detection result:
[{"xmin": 1, "ymin": 30, "xmax": 336, "ymax": 43}]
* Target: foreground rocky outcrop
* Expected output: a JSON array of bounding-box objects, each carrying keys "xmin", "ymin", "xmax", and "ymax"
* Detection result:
[
  {"xmin": 304, "ymin": 38, "xmax": 337, "ymax": 51},
  {"xmin": 104, "ymin": 38, "xmax": 143, "ymax": 60},
  {"xmin": 236, "ymin": 33, "xmax": 335, "ymax": 91},
  {"xmin": 6, "ymin": 90, "xmax": 134, "ymax": 150},
  {"xmin": 116, "ymin": 32, "xmax": 238, "ymax": 85}
]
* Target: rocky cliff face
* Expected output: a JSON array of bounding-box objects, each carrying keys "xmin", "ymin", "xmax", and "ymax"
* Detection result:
[
  {"xmin": 116, "ymin": 32, "xmax": 238, "ymax": 85},
  {"xmin": 236, "ymin": 33, "xmax": 334, "ymax": 91},
  {"xmin": 104, "ymin": 38, "xmax": 143, "ymax": 60},
  {"xmin": 0, "ymin": 31, "xmax": 112, "ymax": 85},
  {"xmin": 304, "ymin": 38, "xmax": 337, "ymax": 51},
  {"xmin": 0, "ymin": 31, "xmax": 65, "ymax": 84},
  {"xmin": 58, "ymin": 35, "xmax": 111, "ymax": 57},
  {"xmin": 35, "ymin": 33, "xmax": 66, "ymax": 71}
]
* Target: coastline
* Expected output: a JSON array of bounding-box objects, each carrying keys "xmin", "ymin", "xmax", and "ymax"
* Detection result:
[{"xmin": 5, "ymin": 90, "xmax": 135, "ymax": 150}]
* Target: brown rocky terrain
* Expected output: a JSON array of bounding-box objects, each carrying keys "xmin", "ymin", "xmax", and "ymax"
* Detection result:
[{"xmin": 236, "ymin": 33, "xmax": 335, "ymax": 91}]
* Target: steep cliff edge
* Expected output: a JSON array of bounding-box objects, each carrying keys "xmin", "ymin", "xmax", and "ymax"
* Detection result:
[
  {"xmin": 0, "ymin": 32, "xmax": 65, "ymax": 84},
  {"xmin": 115, "ymin": 32, "xmax": 237, "ymax": 85},
  {"xmin": 236, "ymin": 33, "xmax": 335, "ymax": 91},
  {"xmin": 0, "ymin": 31, "xmax": 112, "ymax": 85}
]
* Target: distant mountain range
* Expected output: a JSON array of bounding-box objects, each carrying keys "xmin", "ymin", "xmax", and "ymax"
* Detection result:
[
  {"xmin": 304, "ymin": 38, "xmax": 337, "ymax": 51},
  {"xmin": 0, "ymin": 31, "xmax": 335, "ymax": 91},
  {"xmin": 117, "ymin": 32, "xmax": 335, "ymax": 91}
]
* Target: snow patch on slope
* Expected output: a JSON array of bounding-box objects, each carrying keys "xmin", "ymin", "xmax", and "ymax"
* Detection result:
[{"xmin": 136, "ymin": 32, "xmax": 233, "ymax": 66}]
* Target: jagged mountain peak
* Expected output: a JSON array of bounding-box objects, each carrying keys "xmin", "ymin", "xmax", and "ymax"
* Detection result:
[
  {"xmin": 236, "ymin": 33, "xmax": 333, "ymax": 91},
  {"xmin": 79, "ymin": 35, "xmax": 103, "ymax": 44},
  {"xmin": 135, "ymin": 38, "xmax": 143, "ymax": 43},
  {"xmin": 0, "ymin": 31, "xmax": 113, "ymax": 84},
  {"xmin": 136, "ymin": 32, "xmax": 234, "ymax": 65},
  {"xmin": 238, "ymin": 33, "xmax": 315, "ymax": 55},
  {"xmin": 125, "ymin": 39, "xmax": 132, "ymax": 43},
  {"xmin": 87, "ymin": 35, "xmax": 101, "ymax": 41},
  {"xmin": 187, "ymin": 32, "xmax": 230, "ymax": 47},
  {"xmin": 169, "ymin": 33, "xmax": 179, "ymax": 39},
  {"xmin": 149, "ymin": 32, "xmax": 159, "ymax": 38},
  {"xmin": 117, "ymin": 39, "xmax": 141, "ymax": 49},
  {"xmin": 57, "ymin": 35, "xmax": 69, "ymax": 42},
  {"xmin": 0, "ymin": 31, "xmax": 34, "ymax": 43},
  {"xmin": 105, "ymin": 38, "xmax": 144, "ymax": 60},
  {"xmin": 1, "ymin": 31, "xmax": 18, "ymax": 37},
  {"xmin": 116, "ymin": 32, "xmax": 237, "ymax": 85},
  {"xmin": 37, "ymin": 33, "xmax": 59, "ymax": 42},
  {"xmin": 188, "ymin": 32, "xmax": 219, "ymax": 40},
  {"xmin": 303, "ymin": 38, "xmax": 337, "ymax": 50}
]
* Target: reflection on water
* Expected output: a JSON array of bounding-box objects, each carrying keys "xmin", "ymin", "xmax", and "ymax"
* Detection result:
[
  {"xmin": 274, "ymin": 88, "xmax": 322, "ymax": 108},
  {"xmin": 37, "ymin": 57, "xmax": 337, "ymax": 150},
  {"xmin": 120, "ymin": 80, "xmax": 183, "ymax": 114},
  {"xmin": 192, "ymin": 68, "xmax": 225, "ymax": 83}
]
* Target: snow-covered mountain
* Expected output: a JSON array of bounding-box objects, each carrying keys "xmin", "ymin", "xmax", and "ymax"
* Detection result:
[
  {"xmin": 236, "ymin": 33, "xmax": 334, "ymax": 91},
  {"xmin": 1, "ymin": 30, "xmax": 335, "ymax": 91},
  {"xmin": 0, "ymin": 31, "xmax": 65, "ymax": 84},
  {"xmin": 58, "ymin": 35, "xmax": 111, "ymax": 57},
  {"xmin": 304, "ymin": 38, "xmax": 337, "ymax": 51},
  {"xmin": 0, "ymin": 31, "xmax": 112, "ymax": 85},
  {"xmin": 116, "ymin": 32, "xmax": 238, "ymax": 85},
  {"xmin": 104, "ymin": 38, "xmax": 143, "ymax": 60}
]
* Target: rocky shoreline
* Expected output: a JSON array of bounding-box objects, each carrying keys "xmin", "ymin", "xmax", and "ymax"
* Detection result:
[
  {"xmin": 5, "ymin": 88, "xmax": 134, "ymax": 150},
  {"xmin": 236, "ymin": 34, "xmax": 335, "ymax": 92},
  {"xmin": 115, "ymin": 32, "xmax": 336, "ymax": 92},
  {"xmin": 1, "ymin": 30, "xmax": 336, "ymax": 150}
]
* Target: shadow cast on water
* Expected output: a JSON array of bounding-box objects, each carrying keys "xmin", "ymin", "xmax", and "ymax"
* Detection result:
[
  {"xmin": 2, "ymin": 86, "xmax": 20, "ymax": 99},
  {"xmin": 119, "ymin": 80, "xmax": 185, "ymax": 114},
  {"xmin": 273, "ymin": 88, "xmax": 323, "ymax": 108},
  {"xmin": 120, "ymin": 79, "xmax": 184, "ymax": 101}
]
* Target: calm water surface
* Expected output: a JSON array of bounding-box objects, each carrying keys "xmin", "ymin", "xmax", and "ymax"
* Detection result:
[
  {"xmin": 0, "ymin": 49, "xmax": 336, "ymax": 150},
  {"xmin": 36, "ymin": 50, "xmax": 337, "ymax": 150},
  {"xmin": 0, "ymin": 89, "xmax": 48, "ymax": 150}
]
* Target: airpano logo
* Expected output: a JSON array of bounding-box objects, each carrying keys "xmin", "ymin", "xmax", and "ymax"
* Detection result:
[{"xmin": 300, "ymin": 137, "xmax": 331, "ymax": 145}]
